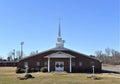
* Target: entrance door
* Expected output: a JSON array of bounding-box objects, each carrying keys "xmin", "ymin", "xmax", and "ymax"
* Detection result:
[{"xmin": 55, "ymin": 61, "xmax": 64, "ymax": 71}]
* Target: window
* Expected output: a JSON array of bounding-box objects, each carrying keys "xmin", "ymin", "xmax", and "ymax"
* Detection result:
[
  {"xmin": 90, "ymin": 62, "xmax": 95, "ymax": 66},
  {"xmin": 44, "ymin": 62, "xmax": 48, "ymax": 67},
  {"xmin": 24, "ymin": 62, "xmax": 28, "ymax": 67},
  {"xmin": 79, "ymin": 62, "xmax": 83, "ymax": 67},
  {"xmin": 72, "ymin": 62, "xmax": 75, "ymax": 67},
  {"xmin": 36, "ymin": 62, "xmax": 40, "ymax": 66}
]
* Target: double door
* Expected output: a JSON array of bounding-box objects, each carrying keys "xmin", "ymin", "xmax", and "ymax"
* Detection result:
[{"xmin": 55, "ymin": 61, "xmax": 64, "ymax": 71}]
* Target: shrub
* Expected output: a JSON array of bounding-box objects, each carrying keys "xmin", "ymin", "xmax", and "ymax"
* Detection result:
[
  {"xmin": 29, "ymin": 68, "xmax": 35, "ymax": 72},
  {"xmin": 34, "ymin": 68, "xmax": 40, "ymax": 72},
  {"xmin": 29, "ymin": 68, "xmax": 40, "ymax": 72},
  {"xmin": 16, "ymin": 68, "xmax": 25, "ymax": 73},
  {"xmin": 40, "ymin": 67, "xmax": 48, "ymax": 72}
]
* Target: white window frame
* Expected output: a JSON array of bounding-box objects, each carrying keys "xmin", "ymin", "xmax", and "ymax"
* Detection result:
[
  {"xmin": 24, "ymin": 62, "xmax": 28, "ymax": 67},
  {"xmin": 36, "ymin": 62, "xmax": 40, "ymax": 66},
  {"xmin": 44, "ymin": 62, "xmax": 48, "ymax": 67},
  {"xmin": 72, "ymin": 62, "xmax": 75, "ymax": 67},
  {"xmin": 90, "ymin": 62, "xmax": 95, "ymax": 66},
  {"xmin": 79, "ymin": 62, "xmax": 83, "ymax": 67}
]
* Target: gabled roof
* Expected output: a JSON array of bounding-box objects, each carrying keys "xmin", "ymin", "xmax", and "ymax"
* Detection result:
[
  {"xmin": 19, "ymin": 47, "xmax": 67, "ymax": 61},
  {"xmin": 54, "ymin": 47, "xmax": 101, "ymax": 62},
  {"xmin": 19, "ymin": 47, "xmax": 101, "ymax": 62},
  {"xmin": 44, "ymin": 52, "xmax": 75, "ymax": 58}
]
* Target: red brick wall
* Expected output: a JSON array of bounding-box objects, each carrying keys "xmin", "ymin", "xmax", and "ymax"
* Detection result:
[{"xmin": 17, "ymin": 50, "xmax": 101, "ymax": 73}]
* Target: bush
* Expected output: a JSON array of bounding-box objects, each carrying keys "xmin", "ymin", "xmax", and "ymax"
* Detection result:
[
  {"xmin": 16, "ymin": 68, "xmax": 25, "ymax": 73},
  {"xmin": 29, "ymin": 68, "xmax": 35, "ymax": 72},
  {"xmin": 29, "ymin": 68, "xmax": 40, "ymax": 72},
  {"xmin": 40, "ymin": 67, "xmax": 48, "ymax": 72},
  {"xmin": 34, "ymin": 68, "xmax": 40, "ymax": 72},
  {"xmin": 16, "ymin": 67, "xmax": 41, "ymax": 73}
]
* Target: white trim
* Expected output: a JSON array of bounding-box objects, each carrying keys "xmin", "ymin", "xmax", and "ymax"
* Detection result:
[{"xmin": 44, "ymin": 52, "xmax": 75, "ymax": 58}]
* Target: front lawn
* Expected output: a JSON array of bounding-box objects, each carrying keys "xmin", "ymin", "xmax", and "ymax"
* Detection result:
[{"xmin": 0, "ymin": 67, "xmax": 120, "ymax": 84}]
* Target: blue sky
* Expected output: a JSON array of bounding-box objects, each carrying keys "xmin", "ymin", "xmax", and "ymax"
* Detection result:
[{"xmin": 0, "ymin": 0, "xmax": 119, "ymax": 59}]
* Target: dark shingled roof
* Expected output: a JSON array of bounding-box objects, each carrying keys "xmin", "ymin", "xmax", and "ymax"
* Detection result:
[{"xmin": 19, "ymin": 47, "xmax": 101, "ymax": 62}]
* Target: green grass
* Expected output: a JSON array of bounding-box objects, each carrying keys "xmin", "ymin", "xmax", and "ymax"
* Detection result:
[{"xmin": 0, "ymin": 67, "xmax": 120, "ymax": 84}]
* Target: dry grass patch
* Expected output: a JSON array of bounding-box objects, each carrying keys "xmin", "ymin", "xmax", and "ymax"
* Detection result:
[
  {"xmin": 0, "ymin": 67, "xmax": 120, "ymax": 84},
  {"xmin": 0, "ymin": 67, "xmax": 16, "ymax": 75},
  {"xmin": 97, "ymin": 73, "xmax": 120, "ymax": 78}
]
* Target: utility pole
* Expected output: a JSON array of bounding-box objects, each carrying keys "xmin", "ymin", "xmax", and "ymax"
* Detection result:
[
  {"xmin": 13, "ymin": 49, "xmax": 15, "ymax": 61},
  {"xmin": 20, "ymin": 42, "xmax": 24, "ymax": 60},
  {"xmin": 12, "ymin": 49, "xmax": 16, "ymax": 66}
]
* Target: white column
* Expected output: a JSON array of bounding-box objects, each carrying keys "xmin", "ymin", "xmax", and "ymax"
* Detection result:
[
  {"xmin": 48, "ymin": 57, "xmax": 50, "ymax": 72},
  {"xmin": 69, "ymin": 57, "xmax": 72, "ymax": 72}
]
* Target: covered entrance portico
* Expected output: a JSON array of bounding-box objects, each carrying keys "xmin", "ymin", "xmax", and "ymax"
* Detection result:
[{"xmin": 44, "ymin": 52, "xmax": 75, "ymax": 72}]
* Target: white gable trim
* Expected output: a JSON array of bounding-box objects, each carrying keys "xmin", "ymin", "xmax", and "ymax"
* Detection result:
[{"xmin": 44, "ymin": 52, "xmax": 75, "ymax": 58}]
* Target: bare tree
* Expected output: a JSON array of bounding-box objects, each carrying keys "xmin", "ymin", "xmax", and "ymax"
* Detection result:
[
  {"xmin": 7, "ymin": 51, "xmax": 13, "ymax": 61},
  {"xmin": 95, "ymin": 50, "xmax": 103, "ymax": 61},
  {"xmin": 105, "ymin": 48, "xmax": 111, "ymax": 56},
  {"xmin": 16, "ymin": 50, "xmax": 23, "ymax": 60},
  {"xmin": 95, "ymin": 48, "xmax": 120, "ymax": 65},
  {"xmin": 0, "ymin": 56, "xmax": 3, "ymax": 61},
  {"xmin": 111, "ymin": 49, "xmax": 120, "ymax": 64},
  {"xmin": 29, "ymin": 50, "xmax": 38, "ymax": 56}
]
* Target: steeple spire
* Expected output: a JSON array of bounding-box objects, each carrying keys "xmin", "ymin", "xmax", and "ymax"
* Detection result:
[
  {"xmin": 58, "ymin": 20, "xmax": 61, "ymax": 37},
  {"xmin": 56, "ymin": 19, "xmax": 65, "ymax": 48}
]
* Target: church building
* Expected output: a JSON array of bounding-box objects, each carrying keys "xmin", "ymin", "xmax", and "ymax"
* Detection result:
[{"xmin": 17, "ymin": 23, "xmax": 102, "ymax": 73}]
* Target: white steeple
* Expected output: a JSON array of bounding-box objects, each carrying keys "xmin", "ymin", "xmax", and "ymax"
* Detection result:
[{"xmin": 56, "ymin": 20, "xmax": 65, "ymax": 48}]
